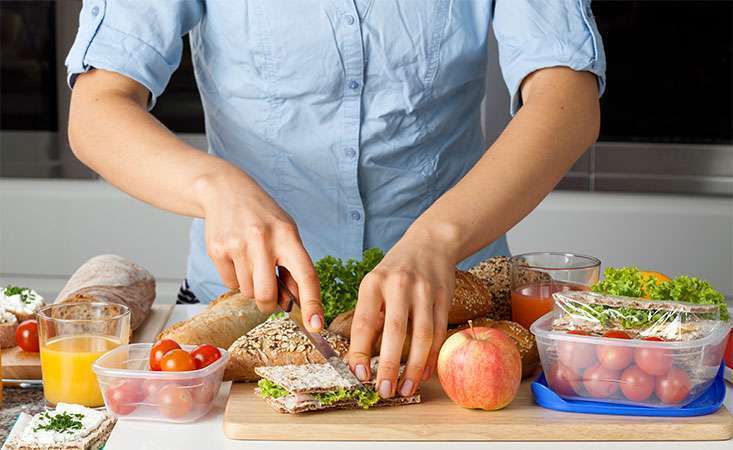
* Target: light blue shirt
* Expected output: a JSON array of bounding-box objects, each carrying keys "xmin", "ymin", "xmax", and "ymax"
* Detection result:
[{"xmin": 67, "ymin": 0, "xmax": 606, "ymax": 302}]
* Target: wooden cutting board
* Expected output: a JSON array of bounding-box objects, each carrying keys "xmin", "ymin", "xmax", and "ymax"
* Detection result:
[
  {"xmin": 224, "ymin": 378, "xmax": 733, "ymax": 441},
  {"xmin": 1, "ymin": 303, "xmax": 174, "ymax": 380}
]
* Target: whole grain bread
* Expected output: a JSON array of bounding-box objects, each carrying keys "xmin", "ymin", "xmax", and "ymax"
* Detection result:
[
  {"xmin": 157, "ymin": 290, "xmax": 270, "ymax": 348},
  {"xmin": 449, "ymin": 270, "xmax": 497, "ymax": 324},
  {"xmin": 54, "ymin": 255, "xmax": 155, "ymax": 331},
  {"xmin": 0, "ymin": 315, "xmax": 18, "ymax": 349},
  {"xmin": 225, "ymin": 316, "xmax": 350, "ymax": 382}
]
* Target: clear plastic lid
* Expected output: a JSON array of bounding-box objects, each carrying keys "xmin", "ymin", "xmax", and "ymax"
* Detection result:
[{"xmin": 551, "ymin": 291, "xmax": 722, "ymax": 341}]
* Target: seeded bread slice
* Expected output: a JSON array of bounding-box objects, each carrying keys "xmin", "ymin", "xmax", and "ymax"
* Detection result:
[
  {"xmin": 225, "ymin": 316, "xmax": 350, "ymax": 382},
  {"xmin": 2, "ymin": 415, "xmax": 116, "ymax": 450}
]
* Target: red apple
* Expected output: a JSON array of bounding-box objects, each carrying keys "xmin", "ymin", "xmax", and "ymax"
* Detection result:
[{"xmin": 437, "ymin": 326, "xmax": 521, "ymax": 410}]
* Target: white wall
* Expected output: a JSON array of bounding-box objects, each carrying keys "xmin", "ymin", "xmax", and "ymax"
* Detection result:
[{"xmin": 1, "ymin": 179, "xmax": 731, "ymax": 302}]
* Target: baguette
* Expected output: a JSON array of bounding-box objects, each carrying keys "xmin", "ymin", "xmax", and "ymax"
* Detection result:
[
  {"xmin": 225, "ymin": 316, "xmax": 349, "ymax": 382},
  {"xmin": 54, "ymin": 255, "xmax": 155, "ymax": 331},
  {"xmin": 157, "ymin": 290, "xmax": 270, "ymax": 348}
]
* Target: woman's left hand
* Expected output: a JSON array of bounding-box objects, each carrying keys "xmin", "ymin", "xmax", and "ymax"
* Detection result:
[{"xmin": 347, "ymin": 232, "xmax": 457, "ymax": 399}]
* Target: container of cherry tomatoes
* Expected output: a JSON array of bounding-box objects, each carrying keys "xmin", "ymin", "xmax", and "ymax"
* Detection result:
[
  {"xmin": 93, "ymin": 340, "xmax": 228, "ymax": 423},
  {"xmin": 531, "ymin": 312, "xmax": 730, "ymax": 408}
]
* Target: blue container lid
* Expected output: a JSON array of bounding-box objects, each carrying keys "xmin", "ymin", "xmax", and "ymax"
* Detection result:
[{"xmin": 532, "ymin": 363, "xmax": 726, "ymax": 417}]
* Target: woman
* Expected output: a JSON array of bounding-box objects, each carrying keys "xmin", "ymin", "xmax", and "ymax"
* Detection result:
[{"xmin": 66, "ymin": 0, "xmax": 605, "ymax": 400}]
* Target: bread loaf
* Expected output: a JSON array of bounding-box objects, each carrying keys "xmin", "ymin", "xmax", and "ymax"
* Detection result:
[
  {"xmin": 157, "ymin": 290, "xmax": 270, "ymax": 348},
  {"xmin": 225, "ymin": 316, "xmax": 349, "ymax": 382},
  {"xmin": 54, "ymin": 255, "xmax": 155, "ymax": 331},
  {"xmin": 448, "ymin": 318, "xmax": 539, "ymax": 378}
]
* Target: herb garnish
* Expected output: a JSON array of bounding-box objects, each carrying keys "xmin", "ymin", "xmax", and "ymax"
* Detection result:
[
  {"xmin": 3, "ymin": 285, "xmax": 32, "ymax": 304},
  {"xmin": 32, "ymin": 412, "xmax": 84, "ymax": 434}
]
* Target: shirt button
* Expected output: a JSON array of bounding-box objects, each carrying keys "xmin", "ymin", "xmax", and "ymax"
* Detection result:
[
  {"xmin": 348, "ymin": 80, "xmax": 360, "ymax": 90},
  {"xmin": 345, "ymin": 147, "xmax": 357, "ymax": 159},
  {"xmin": 350, "ymin": 210, "xmax": 362, "ymax": 222},
  {"xmin": 345, "ymin": 15, "xmax": 355, "ymax": 25},
  {"xmin": 91, "ymin": 6, "xmax": 100, "ymax": 16}
]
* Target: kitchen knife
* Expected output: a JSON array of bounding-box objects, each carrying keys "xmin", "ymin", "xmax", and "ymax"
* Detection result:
[{"xmin": 275, "ymin": 269, "xmax": 365, "ymax": 389}]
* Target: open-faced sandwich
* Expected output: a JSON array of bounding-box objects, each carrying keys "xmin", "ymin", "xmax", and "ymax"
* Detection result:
[
  {"xmin": 1, "ymin": 285, "xmax": 44, "ymax": 323},
  {"xmin": 3, "ymin": 403, "xmax": 116, "ymax": 450},
  {"xmin": 255, "ymin": 358, "xmax": 420, "ymax": 414}
]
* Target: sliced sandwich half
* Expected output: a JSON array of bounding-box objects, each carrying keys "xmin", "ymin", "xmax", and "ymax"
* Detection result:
[{"xmin": 255, "ymin": 358, "xmax": 421, "ymax": 414}]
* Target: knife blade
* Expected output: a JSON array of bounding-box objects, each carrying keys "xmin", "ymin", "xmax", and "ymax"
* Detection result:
[{"xmin": 275, "ymin": 269, "xmax": 365, "ymax": 389}]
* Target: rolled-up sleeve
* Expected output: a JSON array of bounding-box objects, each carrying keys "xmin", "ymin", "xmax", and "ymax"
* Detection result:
[
  {"xmin": 493, "ymin": 0, "xmax": 606, "ymax": 115},
  {"xmin": 65, "ymin": 0, "xmax": 203, "ymax": 109}
]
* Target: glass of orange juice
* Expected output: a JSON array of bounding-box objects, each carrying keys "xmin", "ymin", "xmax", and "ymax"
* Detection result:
[
  {"xmin": 37, "ymin": 303, "xmax": 130, "ymax": 407},
  {"xmin": 511, "ymin": 253, "xmax": 600, "ymax": 329}
]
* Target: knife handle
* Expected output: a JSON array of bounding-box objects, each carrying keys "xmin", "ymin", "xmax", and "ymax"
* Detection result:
[{"xmin": 275, "ymin": 268, "xmax": 297, "ymax": 313}]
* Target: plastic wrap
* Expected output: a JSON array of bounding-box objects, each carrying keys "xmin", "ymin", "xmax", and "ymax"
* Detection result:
[{"xmin": 551, "ymin": 291, "xmax": 721, "ymax": 341}]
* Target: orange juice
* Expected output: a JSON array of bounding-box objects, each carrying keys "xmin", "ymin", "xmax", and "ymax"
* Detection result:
[
  {"xmin": 40, "ymin": 335, "xmax": 120, "ymax": 407},
  {"xmin": 511, "ymin": 282, "xmax": 586, "ymax": 329}
]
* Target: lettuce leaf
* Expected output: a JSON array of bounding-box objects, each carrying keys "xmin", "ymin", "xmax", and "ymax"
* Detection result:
[
  {"xmin": 316, "ymin": 248, "xmax": 384, "ymax": 324},
  {"xmin": 257, "ymin": 379, "xmax": 289, "ymax": 399}
]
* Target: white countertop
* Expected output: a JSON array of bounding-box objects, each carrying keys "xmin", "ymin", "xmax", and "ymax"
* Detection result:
[{"xmin": 105, "ymin": 305, "xmax": 733, "ymax": 450}]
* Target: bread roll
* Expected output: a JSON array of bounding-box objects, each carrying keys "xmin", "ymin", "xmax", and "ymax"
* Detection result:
[
  {"xmin": 0, "ymin": 314, "xmax": 17, "ymax": 349},
  {"xmin": 158, "ymin": 290, "xmax": 270, "ymax": 348},
  {"xmin": 448, "ymin": 318, "xmax": 539, "ymax": 378},
  {"xmin": 54, "ymin": 255, "xmax": 155, "ymax": 331},
  {"xmin": 449, "ymin": 270, "xmax": 497, "ymax": 324},
  {"xmin": 225, "ymin": 316, "xmax": 349, "ymax": 382},
  {"xmin": 469, "ymin": 256, "xmax": 553, "ymax": 321}
]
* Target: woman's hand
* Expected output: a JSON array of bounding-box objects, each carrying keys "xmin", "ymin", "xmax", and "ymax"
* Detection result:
[
  {"xmin": 195, "ymin": 169, "xmax": 324, "ymax": 332},
  {"xmin": 347, "ymin": 230, "xmax": 457, "ymax": 398}
]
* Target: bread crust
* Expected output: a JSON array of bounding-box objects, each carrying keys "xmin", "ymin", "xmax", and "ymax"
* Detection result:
[
  {"xmin": 157, "ymin": 290, "xmax": 269, "ymax": 348},
  {"xmin": 225, "ymin": 316, "xmax": 349, "ymax": 382},
  {"xmin": 0, "ymin": 316, "xmax": 18, "ymax": 349}
]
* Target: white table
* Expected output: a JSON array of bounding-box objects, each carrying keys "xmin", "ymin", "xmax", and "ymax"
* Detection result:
[{"xmin": 106, "ymin": 305, "xmax": 733, "ymax": 450}]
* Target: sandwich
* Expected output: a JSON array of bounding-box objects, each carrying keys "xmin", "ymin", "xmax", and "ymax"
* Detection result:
[
  {"xmin": 255, "ymin": 358, "xmax": 421, "ymax": 414},
  {"xmin": 551, "ymin": 290, "xmax": 722, "ymax": 341},
  {"xmin": 3, "ymin": 403, "xmax": 116, "ymax": 450}
]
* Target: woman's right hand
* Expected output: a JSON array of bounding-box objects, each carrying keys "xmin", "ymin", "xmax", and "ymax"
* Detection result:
[{"xmin": 194, "ymin": 169, "xmax": 324, "ymax": 332}]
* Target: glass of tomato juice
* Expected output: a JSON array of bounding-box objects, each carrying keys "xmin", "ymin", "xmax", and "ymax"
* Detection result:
[
  {"xmin": 510, "ymin": 253, "xmax": 600, "ymax": 329},
  {"xmin": 37, "ymin": 303, "xmax": 130, "ymax": 408}
]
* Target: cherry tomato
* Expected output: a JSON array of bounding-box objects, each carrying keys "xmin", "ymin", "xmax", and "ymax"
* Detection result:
[
  {"xmin": 557, "ymin": 330, "xmax": 597, "ymax": 370},
  {"xmin": 583, "ymin": 363, "xmax": 620, "ymax": 398},
  {"xmin": 596, "ymin": 331, "xmax": 633, "ymax": 370},
  {"xmin": 15, "ymin": 320, "xmax": 39, "ymax": 352},
  {"xmin": 655, "ymin": 367, "xmax": 691, "ymax": 405},
  {"xmin": 106, "ymin": 380, "xmax": 144, "ymax": 416},
  {"xmin": 191, "ymin": 379, "xmax": 218, "ymax": 404},
  {"xmin": 619, "ymin": 365, "xmax": 655, "ymax": 402},
  {"xmin": 142, "ymin": 379, "xmax": 165, "ymax": 401},
  {"xmin": 546, "ymin": 362, "xmax": 583, "ymax": 397},
  {"xmin": 634, "ymin": 337, "xmax": 672, "ymax": 376},
  {"xmin": 157, "ymin": 384, "xmax": 193, "ymax": 419},
  {"xmin": 190, "ymin": 344, "xmax": 221, "ymax": 369},
  {"xmin": 150, "ymin": 339, "xmax": 181, "ymax": 371},
  {"xmin": 160, "ymin": 349, "xmax": 197, "ymax": 372}
]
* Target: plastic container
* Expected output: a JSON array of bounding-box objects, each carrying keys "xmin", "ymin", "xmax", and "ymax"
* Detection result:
[
  {"xmin": 531, "ymin": 312, "xmax": 730, "ymax": 408},
  {"xmin": 93, "ymin": 343, "xmax": 229, "ymax": 423}
]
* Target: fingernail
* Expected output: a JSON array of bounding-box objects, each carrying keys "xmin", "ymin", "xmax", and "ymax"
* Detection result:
[
  {"xmin": 422, "ymin": 365, "xmax": 433, "ymax": 381},
  {"xmin": 309, "ymin": 314, "xmax": 322, "ymax": 330},
  {"xmin": 355, "ymin": 364, "xmax": 367, "ymax": 381},
  {"xmin": 378, "ymin": 380, "xmax": 392, "ymax": 399},
  {"xmin": 399, "ymin": 379, "xmax": 414, "ymax": 397}
]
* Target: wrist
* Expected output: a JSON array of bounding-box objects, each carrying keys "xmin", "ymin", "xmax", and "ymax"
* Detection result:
[
  {"xmin": 190, "ymin": 165, "xmax": 248, "ymax": 217},
  {"xmin": 401, "ymin": 220, "xmax": 465, "ymax": 266}
]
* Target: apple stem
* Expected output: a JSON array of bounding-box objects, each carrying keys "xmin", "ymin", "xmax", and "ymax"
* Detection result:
[{"xmin": 468, "ymin": 319, "xmax": 477, "ymax": 340}]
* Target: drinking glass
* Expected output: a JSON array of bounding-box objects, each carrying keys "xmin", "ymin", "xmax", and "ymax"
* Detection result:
[
  {"xmin": 37, "ymin": 302, "xmax": 130, "ymax": 407},
  {"xmin": 510, "ymin": 253, "xmax": 601, "ymax": 329}
]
